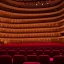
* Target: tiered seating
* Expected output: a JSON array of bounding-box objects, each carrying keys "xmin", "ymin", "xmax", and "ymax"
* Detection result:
[
  {"xmin": 0, "ymin": 47, "xmax": 64, "ymax": 56},
  {"xmin": 0, "ymin": 0, "xmax": 64, "ymax": 43},
  {"xmin": 0, "ymin": 47, "xmax": 64, "ymax": 64},
  {"xmin": 1, "ymin": 54, "xmax": 64, "ymax": 64}
]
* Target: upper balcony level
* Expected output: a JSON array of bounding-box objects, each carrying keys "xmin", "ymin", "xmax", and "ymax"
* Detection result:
[{"xmin": 0, "ymin": 0, "xmax": 62, "ymax": 8}]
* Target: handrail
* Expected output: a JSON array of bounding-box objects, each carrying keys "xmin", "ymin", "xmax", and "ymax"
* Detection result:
[
  {"xmin": 0, "ymin": 26, "xmax": 63, "ymax": 33},
  {"xmin": 0, "ymin": 19, "xmax": 64, "ymax": 28},
  {"xmin": 0, "ymin": 32, "xmax": 61, "ymax": 38},
  {"xmin": 0, "ymin": 22, "xmax": 60, "ymax": 28},
  {"xmin": 0, "ymin": 14, "xmax": 64, "ymax": 23}
]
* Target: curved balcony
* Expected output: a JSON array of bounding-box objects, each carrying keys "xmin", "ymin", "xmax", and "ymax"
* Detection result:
[
  {"xmin": 0, "ymin": 14, "xmax": 63, "ymax": 24},
  {"xmin": 0, "ymin": 0, "xmax": 62, "ymax": 8},
  {"xmin": 0, "ymin": 22, "xmax": 60, "ymax": 28},
  {"xmin": 0, "ymin": 17, "xmax": 64, "ymax": 24},
  {"xmin": 0, "ymin": 37, "xmax": 61, "ymax": 43},
  {"xmin": 0, "ymin": 27, "xmax": 63, "ymax": 33},
  {"xmin": 0, "ymin": 1, "xmax": 63, "ymax": 13},
  {"xmin": 0, "ymin": 0, "xmax": 63, "ymax": 43},
  {"xmin": 0, "ymin": 8, "xmax": 63, "ymax": 19}
]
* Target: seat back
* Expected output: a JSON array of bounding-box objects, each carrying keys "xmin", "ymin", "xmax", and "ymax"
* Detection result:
[
  {"xmin": 23, "ymin": 62, "xmax": 40, "ymax": 64},
  {"xmin": 39, "ymin": 55, "xmax": 50, "ymax": 64},
  {"xmin": 13, "ymin": 55, "xmax": 25, "ymax": 64},
  {"xmin": 0, "ymin": 50, "xmax": 7, "ymax": 55},
  {"xmin": 53, "ymin": 55, "xmax": 64, "ymax": 64},
  {"xmin": 0, "ymin": 55, "xmax": 12, "ymax": 64},
  {"xmin": 26, "ymin": 55, "xmax": 38, "ymax": 62}
]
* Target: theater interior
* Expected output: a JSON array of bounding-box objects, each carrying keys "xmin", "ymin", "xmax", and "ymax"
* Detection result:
[{"xmin": 0, "ymin": 0, "xmax": 64, "ymax": 64}]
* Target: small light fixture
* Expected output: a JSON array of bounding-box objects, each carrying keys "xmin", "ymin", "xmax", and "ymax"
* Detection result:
[
  {"xmin": 36, "ymin": 4, "xmax": 37, "ymax": 6},
  {"xmin": 47, "ymin": 2, "xmax": 49, "ymax": 4},
  {"xmin": 42, "ymin": 3, "xmax": 43, "ymax": 5}
]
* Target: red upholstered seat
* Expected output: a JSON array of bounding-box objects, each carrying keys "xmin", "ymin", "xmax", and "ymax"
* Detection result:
[
  {"xmin": 8, "ymin": 50, "xmax": 16, "ymax": 57},
  {"xmin": 19, "ymin": 50, "xmax": 26, "ymax": 55},
  {"xmin": 39, "ymin": 55, "xmax": 50, "ymax": 64},
  {"xmin": 26, "ymin": 55, "xmax": 38, "ymax": 62},
  {"xmin": 53, "ymin": 55, "xmax": 64, "ymax": 64},
  {"xmin": 0, "ymin": 55, "xmax": 12, "ymax": 64},
  {"xmin": 36, "ymin": 50, "xmax": 43, "ymax": 56},
  {"xmin": 0, "ymin": 50, "xmax": 7, "ymax": 55},
  {"xmin": 13, "ymin": 55, "xmax": 25, "ymax": 64},
  {"xmin": 51, "ymin": 50, "xmax": 60, "ymax": 57},
  {"xmin": 23, "ymin": 62, "xmax": 40, "ymax": 64}
]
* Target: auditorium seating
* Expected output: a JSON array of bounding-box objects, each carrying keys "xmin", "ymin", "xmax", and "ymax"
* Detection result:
[
  {"xmin": 0, "ymin": 0, "xmax": 64, "ymax": 63},
  {"xmin": 0, "ymin": 47, "xmax": 64, "ymax": 64}
]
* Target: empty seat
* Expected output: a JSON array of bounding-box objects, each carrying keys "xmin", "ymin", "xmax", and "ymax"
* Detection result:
[
  {"xmin": 19, "ymin": 50, "xmax": 26, "ymax": 55},
  {"xmin": 39, "ymin": 55, "xmax": 50, "ymax": 64},
  {"xmin": 8, "ymin": 50, "xmax": 15, "ymax": 57},
  {"xmin": 0, "ymin": 50, "xmax": 7, "ymax": 55},
  {"xmin": 13, "ymin": 55, "xmax": 25, "ymax": 64},
  {"xmin": 51, "ymin": 50, "xmax": 60, "ymax": 57},
  {"xmin": 36, "ymin": 50, "xmax": 43, "ymax": 56},
  {"xmin": 23, "ymin": 62, "xmax": 40, "ymax": 64},
  {"xmin": 27, "ymin": 50, "xmax": 34, "ymax": 55},
  {"xmin": 62, "ymin": 50, "xmax": 64, "ymax": 55},
  {"xmin": 0, "ymin": 55, "xmax": 12, "ymax": 64},
  {"xmin": 44, "ymin": 50, "xmax": 51, "ymax": 56},
  {"xmin": 26, "ymin": 55, "xmax": 38, "ymax": 62},
  {"xmin": 53, "ymin": 55, "xmax": 64, "ymax": 64}
]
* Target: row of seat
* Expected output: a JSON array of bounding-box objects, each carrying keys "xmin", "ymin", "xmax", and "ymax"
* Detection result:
[
  {"xmin": 0, "ymin": 55, "xmax": 64, "ymax": 64},
  {"xmin": 0, "ymin": 0, "xmax": 62, "ymax": 8},
  {"xmin": 0, "ymin": 49, "xmax": 64, "ymax": 57},
  {"xmin": 1, "ymin": 46, "xmax": 64, "ymax": 50}
]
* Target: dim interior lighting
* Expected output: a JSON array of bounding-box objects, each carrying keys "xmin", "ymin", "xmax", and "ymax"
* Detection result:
[
  {"xmin": 4, "ymin": 40, "xmax": 8, "ymax": 44},
  {"xmin": 47, "ymin": 2, "xmax": 49, "ymax": 4},
  {"xmin": 42, "ymin": 3, "xmax": 43, "ymax": 5},
  {"xmin": 36, "ymin": 4, "xmax": 37, "ymax": 6}
]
